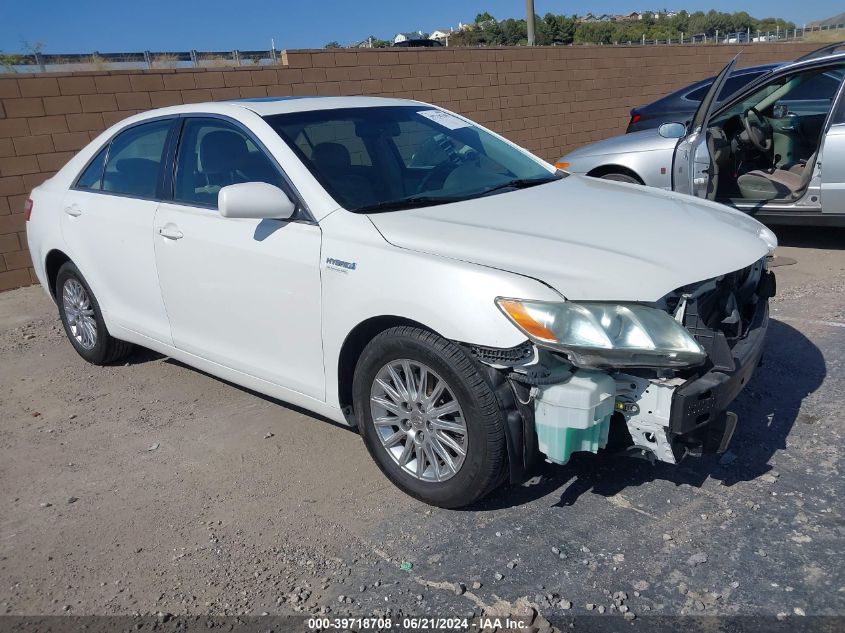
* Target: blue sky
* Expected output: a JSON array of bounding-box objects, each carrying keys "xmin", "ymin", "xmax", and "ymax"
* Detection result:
[{"xmin": 0, "ymin": 0, "xmax": 840, "ymax": 53}]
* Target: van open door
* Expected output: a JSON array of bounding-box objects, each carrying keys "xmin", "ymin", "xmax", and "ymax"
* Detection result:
[{"xmin": 672, "ymin": 56, "xmax": 738, "ymax": 198}]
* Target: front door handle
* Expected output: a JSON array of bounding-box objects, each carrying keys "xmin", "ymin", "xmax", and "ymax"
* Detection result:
[
  {"xmin": 157, "ymin": 225, "xmax": 184, "ymax": 240},
  {"xmin": 64, "ymin": 204, "xmax": 82, "ymax": 217}
]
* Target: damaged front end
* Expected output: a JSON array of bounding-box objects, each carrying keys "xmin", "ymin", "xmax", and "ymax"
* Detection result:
[{"xmin": 469, "ymin": 258, "xmax": 775, "ymax": 482}]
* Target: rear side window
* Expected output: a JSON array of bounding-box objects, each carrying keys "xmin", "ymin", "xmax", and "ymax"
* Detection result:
[
  {"xmin": 102, "ymin": 120, "xmax": 171, "ymax": 198},
  {"xmin": 174, "ymin": 118, "xmax": 284, "ymax": 208},
  {"xmin": 76, "ymin": 146, "xmax": 108, "ymax": 190},
  {"xmin": 686, "ymin": 73, "xmax": 764, "ymax": 103}
]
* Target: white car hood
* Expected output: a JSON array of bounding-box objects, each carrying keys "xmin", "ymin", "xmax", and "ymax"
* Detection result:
[{"xmin": 368, "ymin": 176, "xmax": 773, "ymax": 302}]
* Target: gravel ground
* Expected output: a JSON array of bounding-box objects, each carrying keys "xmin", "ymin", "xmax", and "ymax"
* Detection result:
[{"xmin": 1, "ymin": 226, "xmax": 843, "ymax": 631}]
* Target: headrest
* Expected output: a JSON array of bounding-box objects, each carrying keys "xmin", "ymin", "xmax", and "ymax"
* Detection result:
[
  {"xmin": 200, "ymin": 130, "xmax": 248, "ymax": 174},
  {"xmin": 312, "ymin": 142, "xmax": 352, "ymax": 171}
]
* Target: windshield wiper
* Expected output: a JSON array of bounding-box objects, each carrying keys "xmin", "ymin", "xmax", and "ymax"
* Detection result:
[
  {"xmin": 479, "ymin": 176, "xmax": 561, "ymax": 197},
  {"xmin": 354, "ymin": 195, "xmax": 467, "ymax": 213},
  {"xmin": 354, "ymin": 176, "xmax": 562, "ymax": 213}
]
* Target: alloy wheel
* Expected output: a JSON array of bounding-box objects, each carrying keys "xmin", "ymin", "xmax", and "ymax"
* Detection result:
[
  {"xmin": 369, "ymin": 359, "xmax": 468, "ymax": 482},
  {"xmin": 62, "ymin": 278, "xmax": 97, "ymax": 350}
]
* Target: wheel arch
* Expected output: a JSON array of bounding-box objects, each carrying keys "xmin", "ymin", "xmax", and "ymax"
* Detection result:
[
  {"xmin": 336, "ymin": 315, "xmax": 434, "ymax": 421},
  {"xmin": 336, "ymin": 315, "xmax": 534, "ymax": 487},
  {"xmin": 586, "ymin": 164, "xmax": 645, "ymax": 184},
  {"xmin": 44, "ymin": 249, "xmax": 72, "ymax": 301}
]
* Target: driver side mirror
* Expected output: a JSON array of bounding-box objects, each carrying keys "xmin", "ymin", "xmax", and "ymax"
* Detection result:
[
  {"xmin": 658, "ymin": 122, "xmax": 687, "ymax": 139},
  {"xmin": 219, "ymin": 182, "xmax": 296, "ymax": 220}
]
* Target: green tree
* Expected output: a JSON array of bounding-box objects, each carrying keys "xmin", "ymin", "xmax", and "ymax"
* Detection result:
[
  {"xmin": 499, "ymin": 18, "xmax": 528, "ymax": 45},
  {"xmin": 324, "ymin": 41, "xmax": 342, "ymax": 49},
  {"xmin": 542, "ymin": 13, "xmax": 576, "ymax": 44},
  {"xmin": 369, "ymin": 8, "xmax": 798, "ymax": 48},
  {"xmin": 575, "ymin": 22, "xmax": 614, "ymax": 45},
  {"xmin": 0, "ymin": 51, "xmax": 21, "ymax": 72}
]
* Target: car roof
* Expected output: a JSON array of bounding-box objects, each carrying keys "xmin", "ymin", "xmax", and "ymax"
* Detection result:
[
  {"xmin": 228, "ymin": 95, "xmax": 425, "ymax": 116},
  {"xmin": 121, "ymin": 95, "xmax": 428, "ymax": 124},
  {"xmin": 633, "ymin": 63, "xmax": 780, "ymax": 113},
  {"xmin": 769, "ymin": 50, "xmax": 845, "ymax": 74},
  {"xmin": 686, "ymin": 63, "xmax": 781, "ymax": 89}
]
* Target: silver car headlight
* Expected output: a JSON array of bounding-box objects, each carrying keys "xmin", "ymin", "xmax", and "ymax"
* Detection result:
[{"xmin": 496, "ymin": 298, "xmax": 706, "ymax": 368}]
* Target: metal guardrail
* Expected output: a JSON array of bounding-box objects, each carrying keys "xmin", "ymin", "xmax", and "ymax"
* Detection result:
[
  {"xmin": 612, "ymin": 23, "xmax": 845, "ymax": 46},
  {"xmin": 2, "ymin": 49, "xmax": 280, "ymax": 73},
  {"xmin": 2, "ymin": 23, "xmax": 843, "ymax": 73}
]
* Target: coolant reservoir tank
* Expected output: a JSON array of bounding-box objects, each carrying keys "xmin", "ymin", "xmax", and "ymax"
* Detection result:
[{"xmin": 534, "ymin": 369, "xmax": 616, "ymax": 465}]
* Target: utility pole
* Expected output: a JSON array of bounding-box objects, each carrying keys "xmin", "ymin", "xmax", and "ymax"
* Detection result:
[{"xmin": 526, "ymin": 0, "xmax": 535, "ymax": 45}]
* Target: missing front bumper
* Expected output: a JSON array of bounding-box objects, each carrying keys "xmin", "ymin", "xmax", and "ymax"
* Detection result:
[
  {"xmin": 523, "ymin": 297, "xmax": 769, "ymax": 467},
  {"xmin": 475, "ymin": 274, "xmax": 771, "ymax": 475}
]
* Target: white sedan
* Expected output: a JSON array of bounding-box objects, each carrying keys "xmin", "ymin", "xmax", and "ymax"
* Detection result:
[{"xmin": 26, "ymin": 96, "xmax": 777, "ymax": 507}]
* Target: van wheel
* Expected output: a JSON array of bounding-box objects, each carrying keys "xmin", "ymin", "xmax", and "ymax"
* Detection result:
[
  {"xmin": 600, "ymin": 172, "xmax": 641, "ymax": 184},
  {"xmin": 56, "ymin": 262, "xmax": 133, "ymax": 365},
  {"xmin": 353, "ymin": 327, "xmax": 506, "ymax": 508}
]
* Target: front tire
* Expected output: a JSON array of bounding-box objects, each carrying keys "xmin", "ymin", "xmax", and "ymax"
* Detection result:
[
  {"xmin": 56, "ymin": 262, "xmax": 133, "ymax": 365},
  {"xmin": 353, "ymin": 326, "xmax": 506, "ymax": 508}
]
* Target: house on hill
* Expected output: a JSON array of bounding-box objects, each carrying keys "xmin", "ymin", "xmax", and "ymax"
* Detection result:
[
  {"xmin": 429, "ymin": 28, "xmax": 453, "ymax": 43},
  {"xmin": 394, "ymin": 31, "xmax": 426, "ymax": 44}
]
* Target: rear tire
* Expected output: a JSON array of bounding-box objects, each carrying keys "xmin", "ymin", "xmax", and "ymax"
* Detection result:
[
  {"xmin": 352, "ymin": 326, "xmax": 506, "ymax": 508},
  {"xmin": 599, "ymin": 172, "xmax": 641, "ymax": 184},
  {"xmin": 56, "ymin": 262, "xmax": 133, "ymax": 365}
]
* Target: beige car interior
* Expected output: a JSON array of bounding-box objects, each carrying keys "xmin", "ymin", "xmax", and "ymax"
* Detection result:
[{"xmin": 704, "ymin": 64, "xmax": 844, "ymax": 204}]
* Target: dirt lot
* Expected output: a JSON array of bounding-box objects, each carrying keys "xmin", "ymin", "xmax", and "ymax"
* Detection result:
[{"xmin": 1, "ymin": 227, "xmax": 844, "ymax": 630}]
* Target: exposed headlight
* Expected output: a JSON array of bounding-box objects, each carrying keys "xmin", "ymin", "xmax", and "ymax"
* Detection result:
[{"xmin": 496, "ymin": 298, "xmax": 706, "ymax": 368}]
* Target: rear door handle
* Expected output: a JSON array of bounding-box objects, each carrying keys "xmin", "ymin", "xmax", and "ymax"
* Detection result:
[
  {"xmin": 157, "ymin": 226, "xmax": 184, "ymax": 240},
  {"xmin": 64, "ymin": 204, "xmax": 82, "ymax": 217}
]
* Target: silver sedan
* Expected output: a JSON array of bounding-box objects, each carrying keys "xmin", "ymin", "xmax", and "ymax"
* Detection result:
[{"xmin": 558, "ymin": 50, "xmax": 845, "ymax": 227}]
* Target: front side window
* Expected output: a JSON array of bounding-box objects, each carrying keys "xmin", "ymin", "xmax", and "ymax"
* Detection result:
[
  {"xmin": 174, "ymin": 118, "xmax": 284, "ymax": 208},
  {"xmin": 102, "ymin": 119, "xmax": 171, "ymax": 198},
  {"xmin": 686, "ymin": 72, "xmax": 768, "ymax": 106},
  {"xmin": 264, "ymin": 106, "xmax": 558, "ymax": 212}
]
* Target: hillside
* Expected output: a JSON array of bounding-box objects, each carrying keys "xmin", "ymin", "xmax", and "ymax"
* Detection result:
[{"xmin": 809, "ymin": 12, "xmax": 845, "ymax": 27}]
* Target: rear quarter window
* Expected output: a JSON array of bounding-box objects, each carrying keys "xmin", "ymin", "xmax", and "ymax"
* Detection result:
[{"xmin": 75, "ymin": 146, "xmax": 108, "ymax": 190}]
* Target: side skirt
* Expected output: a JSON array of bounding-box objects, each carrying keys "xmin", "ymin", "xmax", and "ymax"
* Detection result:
[{"xmin": 107, "ymin": 323, "xmax": 349, "ymax": 426}]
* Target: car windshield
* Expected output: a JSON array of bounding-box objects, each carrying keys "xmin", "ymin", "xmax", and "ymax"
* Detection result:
[{"xmin": 264, "ymin": 106, "xmax": 560, "ymax": 212}]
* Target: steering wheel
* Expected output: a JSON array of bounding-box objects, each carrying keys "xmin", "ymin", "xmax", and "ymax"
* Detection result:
[
  {"xmin": 415, "ymin": 162, "xmax": 458, "ymax": 194},
  {"xmin": 740, "ymin": 107, "xmax": 773, "ymax": 153}
]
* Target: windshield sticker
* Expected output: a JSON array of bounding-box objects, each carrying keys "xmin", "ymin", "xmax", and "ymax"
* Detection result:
[{"xmin": 418, "ymin": 109, "xmax": 471, "ymax": 130}]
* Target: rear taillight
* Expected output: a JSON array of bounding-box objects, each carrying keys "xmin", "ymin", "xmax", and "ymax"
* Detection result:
[
  {"xmin": 630, "ymin": 113, "xmax": 642, "ymax": 125},
  {"xmin": 24, "ymin": 198, "xmax": 33, "ymax": 221}
]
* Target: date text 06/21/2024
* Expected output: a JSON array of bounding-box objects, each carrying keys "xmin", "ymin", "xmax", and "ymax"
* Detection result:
[{"xmin": 306, "ymin": 616, "xmax": 529, "ymax": 630}]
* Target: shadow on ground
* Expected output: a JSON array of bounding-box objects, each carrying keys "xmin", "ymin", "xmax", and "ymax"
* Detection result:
[
  {"xmin": 158, "ymin": 357, "xmax": 358, "ymax": 433},
  {"xmin": 119, "ymin": 315, "xmax": 825, "ymax": 511},
  {"xmin": 772, "ymin": 226, "xmax": 845, "ymax": 250}
]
